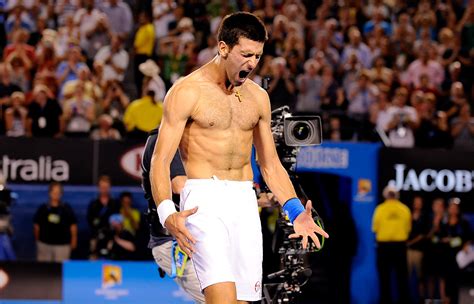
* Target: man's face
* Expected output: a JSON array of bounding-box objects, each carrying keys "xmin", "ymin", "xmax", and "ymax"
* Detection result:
[
  {"xmin": 222, "ymin": 37, "xmax": 264, "ymax": 87},
  {"xmin": 98, "ymin": 180, "xmax": 111, "ymax": 195}
]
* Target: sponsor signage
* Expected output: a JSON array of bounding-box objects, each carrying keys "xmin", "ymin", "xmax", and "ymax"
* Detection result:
[
  {"xmin": 97, "ymin": 140, "xmax": 146, "ymax": 185},
  {"xmin": 0, "ymin": 137, "xmax": 146, "ymax": 185},
  {"xmin": 63, "ymin": 261, "xmax": 193, "ymax": 303},
  {"xmin": 379, "ymin": 148, "xmax": 474, "ymax": 212},
  {"xmin": 0, "ymin": 137, "xmax": 93, "ymax": 184}
]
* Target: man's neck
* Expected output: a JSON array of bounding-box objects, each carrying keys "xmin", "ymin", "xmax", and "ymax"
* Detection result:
[{"xmin": 208, "ymin": 56, "xmax": 235, "ymax": 94}]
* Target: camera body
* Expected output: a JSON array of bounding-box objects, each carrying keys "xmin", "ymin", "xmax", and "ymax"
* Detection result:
[{"xmin": 271, "ymin": 106, "xmax": 322, "ymax": 147}]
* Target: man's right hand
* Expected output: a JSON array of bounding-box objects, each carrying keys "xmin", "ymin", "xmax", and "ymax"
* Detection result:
[{"xmin": 164, "ymin": 207, "xmax": 198, "ymax": 257}]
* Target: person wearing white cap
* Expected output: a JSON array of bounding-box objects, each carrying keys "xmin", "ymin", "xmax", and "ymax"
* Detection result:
[
  {"xmin": 372, "ymin": 185, "xmax": 411, "ymax": 304},
  {"xmin": 139, "ymin": 59, "xmax": 166, "ymax": 103}
]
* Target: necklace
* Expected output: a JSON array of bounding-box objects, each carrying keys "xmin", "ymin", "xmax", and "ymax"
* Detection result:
[{"xmin": 235, "ymin": 90, "xmax": 243, "ymax": 102}]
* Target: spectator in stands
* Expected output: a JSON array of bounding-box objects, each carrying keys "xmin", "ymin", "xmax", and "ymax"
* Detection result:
[
  {"xmin": 445, "ymin": 81, "xmax": 468, "ymax": 121},
  {"xmin": 94, "ymin": 34, "xmax": 129, "ymax": 85},
  {"xmin": 442, "ymin": 198, "xmax": 472, "ymax": 304},
  {"xmin": 383, "ymin": 87, "xmax": 419, "ymax": 148},
  {"xmin": 119, "ymin": 191, "xmax": 140, "ymax": 235},
  {"xmin": 437, "ymin": 27, "xmax": 459, "ymax": 68},
  {"xmin": 26, "ymin": 84, "xmax": 63, "ymax": 137},
  {"xmin": 197, "ymin": 35, "xmax": 217, "ymax": 67},
  {"xmin": 324, "ymin": 115, "xmax": 352, "ymax": 141},
  {"xmin": 415, "ymin": 92, "xmax": 450, "ymax": 148},
  {"xmin": 56, "ymin": 46, "xmax": 87, "ymax": 92},
  {"xmin": 371, "ymin": 86, "xmax": 392, "ymax": 132},
  {"xmin": 320, "ymin": 65, "xmax": 345, "ymax": 113},
  {"xmin": 347, "ymin": 70, "xmax": 379, "ymax": 140},
  {"xmin": 403, "ymin": 48, "xmax": 444, "ymax": 90},
  {"xmin": 457, "ymin": 3, "xmax": 474, "ymax": 56},
  {"xmin": 5, "ymin": 3, "xmax": 34, "ymax": 38},
  {"xmin": 55, "ymin": 0, "xmax": 80, "ymax": 27},
  {"xmin": 107, "ymin": 213, "xmax": 136, "ymax": 260},
  {"xmin": 308, "ymin": 31, "xmax": 340, "ymax": 69},
  {"xmin": 152, "ymin": 0, "xmax": 176, "ymax": 41},
  {"xmin": 55, "ymin": 15, "xmax": 80, "ymax": 60},
  {"xmin": 133, "ymin": 10, "xmax": 155, "ymax": 95},
  {"xmin": 3, "ymin": 28, "xmax": 35, "ymax": 62},
  {"xmin": 266, "ymin": 56, "xmax": 296, "ymax": 110},
  {"xmin": 33, "ymin": 182, "xmax": 78, "ymax": 262},
  {"xmin": 87, "ymin": 175, "xmax": 119, "ymax": 259},
  {"xmin": 0, "ymin": 63, "xmax": 22, "ymax": 135},
  {"xmin": 74, "ymin": 0, "xmax": 104, "ymax": 54},
  {"xmin": 99, "ymin": 80, "xmax": 129, "ymax": 132},
  {"xmin": 123, "ymin": 85, "xmax": 163, "ymax": 138},
  {"xmin": 62, "ymin": 65, "xmax": 101, "ymax": 105},
  {"xmin": 407, "ymin": 195, "xmax": 429, "ymax": 302},
  {"xmin": 363, "ymin": 7, "xmax": 391, "ymax": 36},
  {"xmin": 99, "ymin": 0, "xmax": 133, "ymax": 41},
  {"xmin": 90, "ymin": 113, "xmax": 121, "ymax": 140},
  {"xmin": 368, "ymin": 56, "xmax": 393, "ymax": 88},
  {"xmin": 296, "ymin": 59, "xmax": 321, "ymax": 113},
  {"xmin": 425, "ymin": 198, "xmax": 449, "ymax": 303},
  {"xmin": 79, "ymin": 14, "xmax": 111, "ymax": 64},
  {"xmin": 372, "ymin": 185, "xmax": 411, "ymax": 304},
  {"xmin": 62, "ymin": 82, "xmax": 95, "ymax": 137},
  {"xmin": 34, "ymin": 30, "xmax": 60, "ymax": 95},
  {"xmin": 341, "ymin": 27, "xmax": 373, "ymax": 69},
  {"xmin": 139, "ymin": 59, "xmax": 166, "ymax": 103},
  {"xmin": 5, "ymin": 91, "xmax": 27, "ymax": 137},
  {"xmin": 392, "ymin": 12, "xmax": 416, "ymax": 46},
  {"xmin": 451, "ymin": 103, "xmax": 474, "ymax": 150},
  {"xmin": 158, "ymin": 36, "xmax": 191, "ymax": 88}
]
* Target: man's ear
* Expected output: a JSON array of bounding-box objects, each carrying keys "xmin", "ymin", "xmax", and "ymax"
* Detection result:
[{"xmin": 218, "ymin": 41, "xmax": 229, "ymax": 59}]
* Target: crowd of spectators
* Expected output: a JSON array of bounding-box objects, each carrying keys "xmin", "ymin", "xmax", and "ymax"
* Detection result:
[{"xmin": 0, "ymin": 0, "xmax": 473, "ymax": 147}]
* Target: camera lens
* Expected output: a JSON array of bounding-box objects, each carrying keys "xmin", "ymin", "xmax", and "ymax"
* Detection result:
[{"xmin": 292, "ymin": 122, "xmax": 311, "ymax": 141}]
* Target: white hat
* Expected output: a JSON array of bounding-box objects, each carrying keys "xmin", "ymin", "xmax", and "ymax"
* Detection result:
[
  {"xmin": 177, "ymin": 17, "xmax": 193, "ymax": 29},
  {"xmin": 383, "ymin": 185, "xmax": 399, "ymax": 199},
  {"xmin": 139, "ymin": 59, "xmax": 160, "ymax": 77}
]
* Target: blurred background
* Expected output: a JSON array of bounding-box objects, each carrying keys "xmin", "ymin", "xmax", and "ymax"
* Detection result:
[{"xmin": 0, "ymin": 0, "xmax": 473, "ymax": 303}]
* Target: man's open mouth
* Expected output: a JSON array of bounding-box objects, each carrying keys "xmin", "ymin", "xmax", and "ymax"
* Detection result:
[{"xmin": 239, "ymin": 70, "xmax": 250, "ymax": 78}]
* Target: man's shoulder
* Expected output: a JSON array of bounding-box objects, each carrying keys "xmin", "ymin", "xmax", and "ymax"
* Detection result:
[
  {"xmin": 167, "ymin": 74, "xmax": 203, "ymax": 98},
  {"xmin": 245, "ymin": 79, "xmax": 268, "ymax": 98}
]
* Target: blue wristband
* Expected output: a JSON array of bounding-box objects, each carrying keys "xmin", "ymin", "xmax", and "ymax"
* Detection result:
[{"xmin": 282, "ymin": 198, "xmax": 305, "ymax": 223}]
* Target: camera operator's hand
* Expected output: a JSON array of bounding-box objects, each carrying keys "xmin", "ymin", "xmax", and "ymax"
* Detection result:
[
  {"xmin": 164, "ymin": 207, "xmax": 198, "ymax": 257},
  {"xmin": 289, "ymin": 200, "xmax": 329, "ymax": 249}
]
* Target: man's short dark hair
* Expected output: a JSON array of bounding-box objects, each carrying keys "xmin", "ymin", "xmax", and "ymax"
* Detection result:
[{"xmin": 217, "ymin": 12, "xmax": 267, "ymax": 48}]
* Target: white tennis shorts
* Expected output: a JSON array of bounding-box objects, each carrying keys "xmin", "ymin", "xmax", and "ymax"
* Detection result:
[{"xmin": 179, "ymin": 178, "xmax": 263, "ymax": 301}]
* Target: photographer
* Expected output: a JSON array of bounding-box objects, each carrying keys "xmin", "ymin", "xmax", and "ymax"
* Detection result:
[{"xmin": 383, "ymin": 87, "xmax": 419, "ymax": 148}]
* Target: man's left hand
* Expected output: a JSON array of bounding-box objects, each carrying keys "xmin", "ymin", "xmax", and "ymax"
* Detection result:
[{"xmin": 289, "ymin": 200, "xmax": 329, "ymax": 249}]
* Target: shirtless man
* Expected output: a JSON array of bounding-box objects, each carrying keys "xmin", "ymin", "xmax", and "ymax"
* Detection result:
[{"xmin": 150, "ymin": 12, "xmax": 329, "ymax": 304}]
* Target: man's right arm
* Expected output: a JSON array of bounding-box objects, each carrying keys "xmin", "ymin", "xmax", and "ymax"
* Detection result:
[
  {"xmin": 150, "ymin": 83, "xmax": 197, "ymax": 204},
  {"xmin": 149, "ymin": 82, "xmax": 199, "ymax": 256}
]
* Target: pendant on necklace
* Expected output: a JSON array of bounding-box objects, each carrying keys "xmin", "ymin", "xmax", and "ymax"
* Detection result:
[{"xmin": 235, "ymin": 91, "xmax": 243, "ymax": 102}]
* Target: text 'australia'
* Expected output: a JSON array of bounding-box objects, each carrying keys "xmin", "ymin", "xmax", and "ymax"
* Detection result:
[{"xmin": 0, "ymin": 155, "xmax": 69, "ymax": 182}]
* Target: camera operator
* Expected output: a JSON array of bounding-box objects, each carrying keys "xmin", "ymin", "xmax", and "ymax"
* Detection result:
[{"xmin": 141, "ymin": 128, "xmax": 205, "ymax": 303}]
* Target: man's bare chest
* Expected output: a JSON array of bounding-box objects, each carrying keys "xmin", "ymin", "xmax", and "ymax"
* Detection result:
[{"xmin": 191, "ymin": 92, "xmax": 260, "ymax": 131}]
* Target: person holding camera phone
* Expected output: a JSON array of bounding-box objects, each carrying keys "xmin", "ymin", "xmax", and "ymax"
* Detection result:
[{"xmin": 150, "ymin": 12, "xmax": 328, "ymax": 303}]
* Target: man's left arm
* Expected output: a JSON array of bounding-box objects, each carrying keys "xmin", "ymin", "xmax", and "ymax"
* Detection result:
[{"xmin": 253, "ymin": 89, "xmax": 328, "ymax": 249}]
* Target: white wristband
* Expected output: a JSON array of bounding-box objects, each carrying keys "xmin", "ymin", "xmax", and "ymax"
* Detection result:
[{"xmin": 157, "ymin": 199, "xmax": 177, "ymax": 227}]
